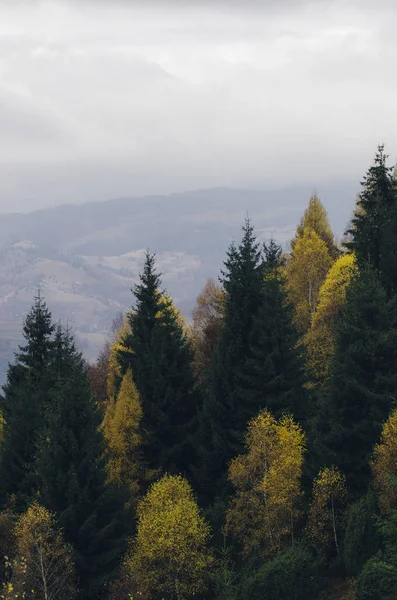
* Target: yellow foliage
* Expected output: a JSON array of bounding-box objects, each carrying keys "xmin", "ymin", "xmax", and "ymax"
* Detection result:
[
  {"xmin": 304, "ymin": 253, "xmax": 357, "ymax": 388},
  {"xmin": 226, "ymin": 410, "xmax": 306, "ymax": 558},
  {"xmin": 293, "ymin": 194, "xmax": 339, "ymax": 259},
  {"xmin": 371, "ymin": 409, "xmax": 397, "ymax": 513},
  {"xmin": 306, "ymin": 467, "xmax": 347, "ymax": 555},
  {"xmin": 103, "ymin": 370, "xmax": 149, "ymax": 505},
  {"xmin": 286, "ymin": 229, "xmax": 333, "ymax": 333},
  {"xmin": 106, "ymin": 315, "xmax": 133, "ymax": 399},
  {"xmin": 123, "ymin": 474, "xmax": 213, "ymax": 600},
  {"xmin": 12, "ymin": 502, "xmax": 76, "ymax": 600}
]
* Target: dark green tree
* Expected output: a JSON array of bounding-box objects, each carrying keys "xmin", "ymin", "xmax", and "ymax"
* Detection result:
[
  {"xmin": 319, "ymin": 266, "xmax": 397, "ymax": 497},
  {"xmin": 120, "ymin": 252, "xmax": 199, "ymax": 475},
  {"xmin": 36, "ymin": 327, "xmax": 127, "ymax": 599},
  {"xmin": 196, "ymin": 219, "xmax": 264, "ymax": 499},
  {"xmin": 345, "ymin": 144, "xmax": 397, "ymax": 294},
  {"xmin": 0, "ymin": 292, "xmax": 55, "ymax": 507},
  {"xmin": 242, "ymin": 240, "xmax": 307, "ymax": 423}
]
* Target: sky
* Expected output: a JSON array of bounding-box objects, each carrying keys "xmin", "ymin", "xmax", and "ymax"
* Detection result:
[{"xmin": 0, "ymin": 0, "xmax": 396, "ymax": 212}]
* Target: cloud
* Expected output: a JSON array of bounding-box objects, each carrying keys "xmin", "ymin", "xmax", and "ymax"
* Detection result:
[{"xmin": 0, "ymin": 0, "xmax": 395, "ymax": 211}]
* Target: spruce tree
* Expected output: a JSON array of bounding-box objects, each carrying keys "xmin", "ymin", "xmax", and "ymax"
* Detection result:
[
  {"xmin": 319, "ymin": 266, "xmax": 397, "ymax": 497},
  {"xmin": 120, "ymin": 252, "xmax": 199, "ymax": 476},
  {"xmin": 0, "ymin": 292, "xmax": 55, "ymax": 506},
  {"xmin": 242, "ymin": 240, "xmax": 307, "ymax": 423},
  {"xmin": 36, "ymin": 327, "xmax": 127, "ymax": 599},
  {"xmin": 196, "ymin": 219, "xmax": 264, "ymax": 499},
  {"xmin": 346, "ymin": 144, "xmax": 397, "ymax": 294}
]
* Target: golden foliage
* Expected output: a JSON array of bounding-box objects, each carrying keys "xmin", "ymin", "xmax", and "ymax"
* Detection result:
[
  {"xmin": 304, "ymin": 253, "xmax": 358, "ymax": 388},
  {"xmin": 121, "ymin": 474, "xmax": 213, "ymax": 600},
  {"xmin": 10, "ymin": 502, "xmax": 77, "ymax": 600},
  {"xmin": 306, "ymin": 467, "xmax": 348, "ymax": 555},
  {"xmin": 106, "ymin": 316, "xmax": 133, "ymax": 399},
  {"xmin": 371, "ymin": 409, "xmax": 397, "ymax": 513},
  {"xmin": 286, "ymin": 229, "xmax": 333, "ymax": 333},
  {"xmin": 191, "ymin": 278, "xmax": 225, "ymax": 384},
  {"xmin": 103, "ymin": 370, "xmax": 149, "ymax": 505},
  {"xmin": 293, "ymin": 194, "xmax": 339, "ymax": 259},
  {"xmin": 226, "ymin": 410, "xmax": 306, "ymax": 558}
]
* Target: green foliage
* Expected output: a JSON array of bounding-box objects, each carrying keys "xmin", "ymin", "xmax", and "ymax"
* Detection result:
[
  {"xmin": 319, "ymin": 266, "xmax": 397, "ymax": 497},
  {"xmin": 36, "ymin": 327, "xmax": 127, "ymax": 599},
  {"xmin": 122, "ymin": 252, "xmax": 199, "ymax": 476},
  {"xmin": 0, "ymin": 292, "xmax": 55, "ymax": 507},
  {"xmin": 196, "ymin": 219, "xmax": 265, "ymax": 500},
  {"xmin": 345, "ymin": 144, "xmax": 397, "ymax": 295},
  {"xmin": 355, "ymin": 556, "xmax": 397, "ymax": 600},
  {"xmin": 237, "ymin": 544, "xmax": 323, "ymax": 600},
  {"xmin": 242, "ymin": 240, "xmax": 307, "ymax": 423},
  {"xmin": 344, "ymin": 492, "xmax": 381, "ymax": 577}
]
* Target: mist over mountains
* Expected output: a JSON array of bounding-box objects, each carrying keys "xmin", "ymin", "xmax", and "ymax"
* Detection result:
[{"xmin": 0, "ymin": 183, "xmax": 356, "ymax": 383}]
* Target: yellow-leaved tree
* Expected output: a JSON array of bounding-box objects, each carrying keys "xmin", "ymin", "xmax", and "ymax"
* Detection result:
[
  {"xmin": 191, "ymin": 278, "xmax": 225, "ymax": 385},
  {"xmin": 371, "ymin": 409, "xmax": 397, "ymax": 513},
  {"xmin": 304, "ymin": 253, "xmax": 358, "ymax": 389},
  {"xmin": 102, "ymin": 369, "xmax": 148, "ymax": 506},
  {"xmin": 286, "ymin": 229, "xmax": 333, "ymax": 333},
  {"xmin": 113, "ymin": 474, "xmax": 213, "ymax": 600},
  {"xmin": 226, "ymin": 410, "xmax": 306, "ymax": 558},
  {"xmin": 292, "ymin": 193, "xmax": 339, "ymax": 259},
  {"xmin": 306, "ymin": 466, "xmax": 348, "ymax": 556},
  {"xmin": 5, "ymin": 502, "xmax": 77, "ymax": 600}
]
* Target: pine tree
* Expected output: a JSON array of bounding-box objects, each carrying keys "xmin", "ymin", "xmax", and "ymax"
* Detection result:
[
  {"xmin": 119, "ymin": 252, "xmax": 199, "ymax": 476},
  {"xmin": 345, "ymin": 144, "xmax": 397, "ymax": 294},
  {"xmin": 196, "ymin": 219, "xmax": 264, "ymax": 499},
  {"xmin": 0, "ymin": 292, "xmax": 55, "ymax": 507},
  {"xmin": 36, "ymin": 327, "xmax": 127, "ymax": 599},
  {"xmin": 242, "ymin": 240, "xmax": 307, "ymax": 423},
  {"xmin": 320, "ymin": 266, "xmax": 397, "ymax": 497}
]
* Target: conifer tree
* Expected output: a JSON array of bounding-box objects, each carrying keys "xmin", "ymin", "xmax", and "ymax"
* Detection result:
[
  {"xmin": 242, "ymin": 240, "xmax": 306, "ymax": 422},
  {"xmin": 320, "ymin": 266, "xmax": 397, "ymax": 497},
  {"xmin": 0, "ymin": 292, "xmax": 55, "ymax": 506},
  {"xmin": 120, "ymin": 252, "xmax": 198, "ymax": 476},
  {"xmin": 346, "ymin": 144, "xmax": 397, "ymax": 294},
  {"xmin": 36, "ymin": 328, "xmax": 127, "ymax": 599},
  {"xmin": 196, "ymin": 219, "xmax": 264, "ymax": 498}
]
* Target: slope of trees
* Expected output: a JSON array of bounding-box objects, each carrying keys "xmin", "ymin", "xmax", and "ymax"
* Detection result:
[{"xmin": 1, "ymin": 144, "xmax": 397, "ymax": 600}]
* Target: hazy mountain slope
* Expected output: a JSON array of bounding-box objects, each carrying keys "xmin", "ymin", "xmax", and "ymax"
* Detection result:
[{"xmin": 0, "ymin": 184, "xmax": 357, "ymax": 384}]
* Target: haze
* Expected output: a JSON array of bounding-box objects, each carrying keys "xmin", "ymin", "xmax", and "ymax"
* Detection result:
[{"xmin": 0, "ymin": 0, "xmax": 396, "ymax": 212}]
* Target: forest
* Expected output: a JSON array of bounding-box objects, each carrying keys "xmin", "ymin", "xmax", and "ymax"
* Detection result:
[{"xmin": 0, "ymin": 144, "xmax": 397, "ymax": 600}]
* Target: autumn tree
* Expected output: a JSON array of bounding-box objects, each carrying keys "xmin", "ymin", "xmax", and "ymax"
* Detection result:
[
  {"xmin": 115, "ymin": 474, "xmax": 213, "ymax": 600},
  {"xmin": 286, "ymin": 229, "xmax": 333, "ymax": 333},
  {"xmin": 226, "ymin": 409, "xmax": 305, "ymax": 558},
  {"xmin": 87, "ymin": 342, "xmax": 111, "ymax": 409},
  {"xmin": 36, "ymin": 327, "xmax": 127, "ymax": 599},
  {"xmin": 306, "ymin": 466, "xmax": 347, "ymax": 557},
  {"xmin": 242, "ymin": 240, "xmax": 307, "ymax": 423},
  {"xmin": 293, "ymin": 193, "xmax": 339, "ymax": 259},
  {"xmin": 371, "ymin": 409, "xmax": 397, "ymax": 513},
  {"xmin": 345, "ymin": 144, "xmax": 397, "ymax": 295},
  {"xmin": 304, "ymin": 253, "xmax": 358, "ymax": 389},
  {"xmin": 191, "ymin": 278, "xmax": 225, "ymax": 386},
  {"xmin": 320, "ymin": 266, "xmax": 397, "ymax": 497},
  {"xmin": 12, "ymin": 502, "xmax": 77, "ymax": 600},
  {"xmin": 0, "ymin": 293, "xmax": 55, "ymax": 507},
  {"xmin": 103, "ymin": 369, "xmax": 149, "ymax": 508}
]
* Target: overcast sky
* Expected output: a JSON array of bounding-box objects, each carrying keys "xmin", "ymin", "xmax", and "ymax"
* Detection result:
[{"xmin": 0, "ymin": 0, "xmax": 396, "ymax": 212}]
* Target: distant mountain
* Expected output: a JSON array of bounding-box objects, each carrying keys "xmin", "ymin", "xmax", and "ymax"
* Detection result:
[{"xmin": 0, "ymin": 184, "xmax": 357, "ymax": 383}]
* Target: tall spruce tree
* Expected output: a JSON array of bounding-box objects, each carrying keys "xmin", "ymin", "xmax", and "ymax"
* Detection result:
[
  {"xmin": 242, "ymin": 240, "xmax": 307, "ymax": 423},
  {"xmin": 346, "ymin": 144, "xmax": 397, "ymax": 294},
  {"xmin": 319, "ymin": 266, "xmax": 397, "ymax": 497},
  {"xmin": 120, "ymin": 252, "xmax": 198, "ymax": 475},
  {"xmin": 36, "ymin": 327, "xmax": 127, "ymax": 599},
  {"xmin": 196, "ymin": 219, "xmax": 264, "ymax": 499},
  {"xmin": 0, "ymin": 292, "xmax": 55, "ymax": 507}
]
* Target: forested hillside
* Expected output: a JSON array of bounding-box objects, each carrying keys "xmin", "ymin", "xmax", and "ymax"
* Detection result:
[{"xmin": 0, "ymin": 145, "xmax": 396, "ymax": 600}]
